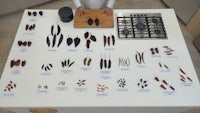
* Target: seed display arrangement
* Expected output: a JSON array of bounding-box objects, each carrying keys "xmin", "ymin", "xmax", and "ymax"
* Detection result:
[
  {"xmin": 154, "ymin": 77, "xmax": 175, "ymax": 91},
  {"xmin": 38, "ymin": 85, "xmax": 48, "ymax": 90},
  {"xmin": 77, "ymin": 80, "xmax": 86, "ymax": 87},
  {"xmin": 27, "ymin": 11, "xmax": 43, "ymax": 16},
  {"xmin": 179, "ymin": 68, "xmax": 193, "ymax": 83},
  {"xmin": 41, "ymin": 63, "xmax": 53, "ymax": 72},
  {"xmin": 84, "ymin": 31, "xmax": 97, "ymax": 49},
  {"xmin": 4, "ymin": 81, "xmax": 16, "ymax": 92},
  {"xmin": 118, "ymin": 57, "xmax": 130, "ymax": 67},
  {"xmin": 58, "ymin": 81, "xmax": 66, "ymax": 86},
  {"xmin": 66, "ymin": 36, "xmax": 81, "ymax": 47},
  {"xmin": 103, "ymin": 35, "xmax": 115, "ymax": 47},
  {"xmin": 18, "ymin": 41, "xmax": 32, "ymax": 47},
  {"xmin": 150, "ymin": 47, "xmax": 159, "ymax": 55},
  {"xmin": 135, "ymin": 52, "xmax": 145, "ymax": 64},
  {"xmin": 117, "ymin": 78, "xmax": 126, "ymax": 88},
  {"xmin": 46, "ymin": 24, "xmax": 63, "ymax": 48},
  {"xmin": 10, "ymin": 60, "xmax": 26, "ymax": 68},
  {"xmin": 87, "ymin": 18, "xmax": 99, "ymax": 26},
  {"xmin": 163, "ymin": 46, "xmax": 174, "ymax": 55},
  {"xmin": 137, "ymin": 79, "xmax": 148, "ymax": 89},
  {"xmin": 83, "ymin": 57, "xmax": 92, "ymax": 66},
  {"xmin": 25, "ymin": 24, "xmax": 36, "ymax": 31},
  {"xmin": 100, "ymin": 54, "xmax": 111, "ymax": 70},
  {"xmin": 61, "ymin": 59, "xmax": 75, "ymax": 68},
  {"xmin": 97, "ymin": 84, "xmax": 108, "ymax": 92},
  {"xmin": 158, "ymin": 62, "xmax": 169, "ymax": 70}
]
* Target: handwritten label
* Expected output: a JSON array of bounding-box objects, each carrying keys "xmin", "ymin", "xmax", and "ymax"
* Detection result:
[
  {"xmin": 117, "ymin": 88, "xmax": 128, "ymax": 92},
  {"xmin": 81, "ymin": 67, "xmax": 91, "ymax": 71},
  {"xmin": 138, "ymin": 89, "xmax": 150, "ymax": 93},
  {"xmin": 56, "ymin": 87, "xmax": 68, "ymax": 91},
  {"xmin": 47, "ymin": 49, "xmax": 57, "ymax": 52},
  {"xmin": 84, "ymin": 49, "xmax": 93, "ymax": 52},
  {"xmin": 100, "ymin": 75, "xmax": 112, "ymax": 80},
  {"xmin": 41, "ymin": 72, "xmax": 51, "ymax": 76},
  {"xmin": 61, "ymin": 69, "xmax": 72, "ymax": 74},
  {"xmin": 3, "ymin": 93, "xmax": 15, "ymax": 97},
  {"xmin": 74, "ymin": 87, "xmax": 87, "ymax": 93},
  {"xmin": 181, "ymin": 82, "xmax": 193, "ymax": 87},
  {"xmin": 119, "ymin": 68, "xmax": 130, "ymax": 71},
  {"xmin": 68, "ymin": 49, "xmax": 78, "ymax": 52},
  {"xmin": 20, "ymin": 48, "xmax": 28, "ymax": 52},
  {"xmin": 163, "ymin": 91, "xmax": 175, "ymax": 96},
  {"xmin": 100, "ymin": 70, "xmax": 111, "ymax": 74},
  {"xmin": 160, "ymin": 69, "xmax": 170, "ymax": 73},
  {"xmin": 12, "ymin": 70, "xmax": 21, "ymax": 75},
  {"xmin": 105, "ymin": 48, "xmax": 116, "ymax": 51},
  {"xmin": 96, "ymin": 93, "xmax": 108, "ymax": 96}
]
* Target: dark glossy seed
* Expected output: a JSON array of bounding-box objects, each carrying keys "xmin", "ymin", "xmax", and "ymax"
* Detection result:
[
  {"xmin": 84, "ymin": 32, "xmax": 89, "ymax": 39},
  {"xmin": 160, "ymin": 84, "xmax": 166, "ymax": 90},
  {"xmin": 28, "ymin": 41, "xmax": 32, "ymax": 47},
  {"xmin": 150, "ymin": 48, "xmax": 154, "ymax": 51},
  {"xmin": 162, "ymin": 80, "xmax": 168, "ymax": 85},
  {"xmin": 90, "ymin": 35, "xmax": 96, "ymax": 42},
  {"xmin": 74, "ymin": 37, "xmax": 81, "ymax": 47},
  {"xmin": 104, "ymin": 35, "xmax": 106, "ymax": 47},
  {"xmin": 88, "ymin": 18, "xmax": 93, "ymax": 26},
  {"xmin": 41, "ymin": 64, "xmax": 44, "ymax": 69},
  {"xmin": 39, "ymin": 11, "xmax": 43, "ymax": 16},
  {"xmin": 100, "ymin": 58, "xmax": 103, "ymax": 69},
  {"xmin": 67, "ymin": 37, "xmax": 73, "ymax": 46},
  {"xmin": 32, "ymin": 24, "xmax": 35, "ymax": 29},
  {"xmin": 26, "ymin": 24, "xmax": 29, "ymax": 30},
  {"xmin": 86, "ymin": 39, "xmax": 90, "ymax": 49},
  {"xmin": 16, "ymin": 60, "xmax": 20, "ymax": 66},
  {"xmin": 159, "ymin": 63, "xmax": 162, "ymax": 68},
  {"xmin": 46, "ymin": 36, "xmax": 50, "ymax": 47},
  {"xmin": 108, "ymin": 59, "xmax": 111, "ymax": 69},
  {"xmin": 57, "ymin": 34, "xmax": 63, "ymax": 47},
  {"xmin": 49, "ymin": 63, "xmax": 53, "ymax": 68},
  {"xmin": 51, "ymin": 25, "xmax": 54, "ymax": 36},
  {"xmin": 46, "ymin": 66, "xmax": 50, "ymax": 71},
  {"xmin": 112, "ymin": 35, "xmax": 115, "ymax": 46},
  {"xmin": 107, "ymin": 36, "xmax": 110, "ymax": 46},
  {"xmin": 169, "ymin": 86, "xmax": 175, "ymax": 91},
  {"xmin": 21, "ymin": 61, "xmax": 26, "ymax": 67},
  {"xmin": 18, "ymin": 41, "xmax": 22, "ymax": 46},
  {"xmin": 33, "ymin": 12, "xmax": 37, "ymax": 16},
  {"xmin": 164, "ymin": 65, "xmax": 169, "ymax": 69},
  {"xmin": 28, "ymin": 12, "xmax": 31, "ymax": 16},
  {"xmin": 52, "ymin": 34, "xmax": 56, "ymax": 47},
  {"xmin": 95, "ymin": 18, "xmax": 99, "ymax": 26},
  {"xmin": 187, "ymin": 77, "xmax": 193, "ymax": 82},
  {"xmin": 154, "ymin": 77, "xmax": 159, "ymax": 82},
  {"xmin": 140, "ymin": 79, "xmax": 143, "ymax": 82},
  {"xmin": 69, "ymin": 61, "xmax": 75, "ymax": 67},
  {"xmin": 57, "ymin": 25, "xmax": 61, "ymax": 36},
  {"xmin": 104, "ymin": 59, "xmax": 107, "ymax": 68},
  {"xmin": 180, "ymin": 78, "xmax": 185, "ymax": 82},
  {"xmin": 180, "ymin": 68, "xmax": 186, "ymax": 75}
]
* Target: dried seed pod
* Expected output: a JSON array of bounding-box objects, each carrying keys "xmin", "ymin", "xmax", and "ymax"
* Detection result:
[
  {"xmin": 87, "ymin": 18, "xmax": 93, "ymax": 26},
  {"xmin": 112, "ymin": 35, "xmax": 115, "ymax": 46},
  {"xmin": 107, "ymin": 36, "xmax": 110, "ymax": 46},
  {"xmin": 67, "ymin": 37, "xmax": 73, "ymax": 46},
  {"xmin": 57, "ymin": 34, "xmax": 63, "ymax": 47},
  {"xmin": 10, "ymin": 60, "xmax": 15, "ymax": 68},
  {"xmin": 83, "ymin": 58, "xmax": 87, "ymax": 65},
  {"xmin": 86, "ymin": 39, "xmax": 90, "ymax": 49},
  {"xmin": 84, "ymin": 32, "xmax": 89, "ymax": 39},
  {"xmin": 104, "ymin": 35, "xmax": 106, "ymax": 47},
  {"xmin": 90, "ymin": 35, "xmax": 96, "ymax": 42},
  {"xmin": 46, "ymin": 36, "xmax": 50, "ymax": 47},
  {"xmin": 52, "ymin": 34, "xmax": 56, "ymax": 48},
  {"xmin": 74, "ymin": 37, "xmax": 81, "ymax": 47},
  {"xmin": 87, "ymin": 58, "xmax": 92, "ymax": 66},
  {"xmin": 57, "ymin": 25, "xmax": 61, "ymax": 36},
  {"xmin": 95, "ymin": 18, "xmax": 99, "ymax": 26},
  {"xmin": 160, "ymin": 84, "xmax": 166, "ymax": 90}
]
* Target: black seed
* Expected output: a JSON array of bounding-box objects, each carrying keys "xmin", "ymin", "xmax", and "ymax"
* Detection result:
[
  {"xmin": 57, "ymin": 34, "xmax": 63, "ymax": 47},
  {"xmin": 39, "ymin": 11, "xmax": 43, "ymax": 16},
  {"xmin": 86, "ymin": 39, "xmax": 90, "ymax": 49},
  {"xmin": 90, "ymin": 35, "xmax": 96, "ymax": 42},
  {"xmin": 67, "ymin": 37, "xmax": 73, "ymax": 46},
  {"xmin": 52, "ymin": 34, "xmax": 56, "ymax": 47},
  {"xmin": 74, "ymin": 37, "xmax": 81, "ymax": 47},
  {"xmin": 57, "ymin": 25, "xmax": 61, "ymax": 36},
  {"xmin": 95, "ymin": 18, "xmax": 99, "ymax": 26},
  {"xmin": 87, "ymin": 18, "xmax": 93, "ymax": 26},
  {"xmin": 84, "ymin": 32, "xmax": 89, "ymax": 39}
]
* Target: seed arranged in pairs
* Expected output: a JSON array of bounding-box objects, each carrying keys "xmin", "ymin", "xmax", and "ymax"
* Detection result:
[
  {"xmin": 150, "ymin": 47, "xmax": 159, "ymax": 55},
  {"xmin": 154, "ymin": 76, "xmax": 175, "ymax": 91},
  {"xmin": 18, "ymin": 41, "xmax": 32, "ymax": 47},
  {"xmin": 135, "ymin": 51, "xmax": 145, "ymax": 64},
  {"xmin": 163, "ymin": 46, "xmax": 174, "ymax": 55},
  {"xmin": 97, "ymin": 84, "xmax": 108, "ymax": 92},
  {"xmin": 87, "ymin": 18, "xmax": 93, "ymax": 26},
  {"xmin": 52, "ymin": 34, "xmax": 57, "ymax": 48},
  {"xmin": 137, "ymin": 78, "xmax": 148, "ymax": 89},
  {"xmin": 84, "ymin": 32, "xmax": 97, "ymax": 49},
  {"xmin": 25, "ymin": 24, "xmax": 36, "ymax": 31},
  {"xmin": 83, "ymin": 57, "xmax": 92, "ymax": 66},
  {"xmin": 4, "ymin": 81, "xmax": 16, "ymax": 92},
  {"xmin": 77, "ymin": 80, "xmax": 86, "ymax": 87},
  {"xmin": 10, "ymin": 59, "xmax": 26, "ymax": 68},
  {"xmin": 57, "ymin": 34, "xmax": 63, "ymax": 47},
  {"xmin": 38, "ymin": 85, "xmax": 48, "ymax": 90},
  {"xmin": 158, "ymin": 62, "xmax": 169, "ymax": 70},
  {"xmin": 66, "ymin": 36, "xmax": 81, "ymax": 47},
  {"xmin": 61, "ymin": 58, "xmax": 75, "ymax": 68},
  {"xmin": 179, "ymin": 67, "xmax": 193, "ymax": 83},
  {"xmin": 41, "ymin": 63, "xmax": 53, "ymax": 72},
  {"xmin": 67, "ymin": 37, "xmax": 73, "ymax": 46},
  {"xmin": 117, "ymin": 78, "xmax": 126, "ymax": 88}
]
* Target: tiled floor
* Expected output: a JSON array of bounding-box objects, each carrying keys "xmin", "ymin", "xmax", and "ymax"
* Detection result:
[{"xmin": 0, "ymin": 0, "xmax": 200, "ymax": 112}]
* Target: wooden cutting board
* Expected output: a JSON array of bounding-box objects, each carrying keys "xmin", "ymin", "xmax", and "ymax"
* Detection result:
[{"xmin": 74, "ymin": 10, "xmax": 114, "ymax": 28}]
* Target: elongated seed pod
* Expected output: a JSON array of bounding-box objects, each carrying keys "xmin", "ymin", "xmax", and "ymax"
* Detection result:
[
  {"xmin": 141, "ymin": 52, "xmax": 145, "ymax": 64},
  {"xmin": 107, "ymin": 36, "xmax": 110, "ymax": 46},
  {"xmin": 135, "ymin": 54, "xmax": 140, "ymax": 64},
  {"xmin": 57, "ymin": 25, "xmax": 61, "ymax": 36},
  {"xmin": 57, "ymin": 34, "xmax": 63, "ymax": 47},
  {"xmin": 87, "ymin": 58, "xmax": 92, "ymax": 66},
  {"xmin": 112, "ymin": 35, "xmax": 115, "ymax": 46},
  {"xmin": 69, "ymin": 61, "xmax": 75, "ymax": 67},
  {"xmin": 51, "ymin": 25, "xmax": 54, "ymax": 36},
  {"xmin": 83, "ymin": 58, "xmax": 87, "ymax": 65},
  {"xmin": 46, "ymin": 36, "xmax": 50, "ymax": 47},
  {"xmin": 52, "ymin": 34, "xmax": 56, "ymax": 48},
  {"xmin": 187, "ymin": 77, "xmax": 193, "ymax": 82}
]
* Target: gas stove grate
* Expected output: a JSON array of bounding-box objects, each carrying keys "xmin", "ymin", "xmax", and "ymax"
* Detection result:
[{"xmin": 117, "ymin": 13, "xmax": 167, "ymax": 39}]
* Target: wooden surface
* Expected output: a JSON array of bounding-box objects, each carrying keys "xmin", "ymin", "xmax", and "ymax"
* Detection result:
[
  {"xmin": 74, "ymin": 10, "xmax": 114, "ymax": 28},
  {"xmin": 186, "ymin": 8, "xmax": 200, "ymax": 38}
]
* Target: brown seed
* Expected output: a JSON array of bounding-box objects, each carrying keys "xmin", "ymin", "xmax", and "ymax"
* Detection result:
[
  {"xmin": 169, "ymin": 86, "xmax": 175, "ymax": 91},
  {"xmin": 180, "ymin": 68, "xmax": 186, "ymax": 75},
  {"xmin": 160, "ymin": 84, "xmax": 166, "ymax": 90},
  {"xmin": 187, "ymin": 77, "xmax": 193, "ymax": 82},
  {"xmin": 162, "ymin": 80, "xmax": 168, "ymax": 85},
  {"xmin": 154, "ymin": 77, "xmax": 159, "ymax": 82},
  {"xmin": 87, "ymin": 58, "xmax": 92, "ymax": 66}
]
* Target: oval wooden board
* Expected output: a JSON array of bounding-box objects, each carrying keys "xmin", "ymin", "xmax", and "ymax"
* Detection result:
[{"xmin": 74, "ymin": 10, "xmax": 114, "ymax": 28}]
